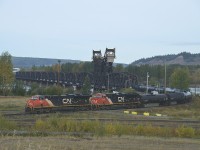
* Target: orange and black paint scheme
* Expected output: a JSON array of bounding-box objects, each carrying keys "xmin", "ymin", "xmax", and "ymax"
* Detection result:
[
  {"xmin": 25, "ymin": 92, "xmax": 191, "ymax": 113},
  {"xmin": 89, "ymin": 93, "xmax": 113, "ymax": 105},
  {"xmin": 25, "ymin": 95, "xmax": 55, "ymax": 113}
]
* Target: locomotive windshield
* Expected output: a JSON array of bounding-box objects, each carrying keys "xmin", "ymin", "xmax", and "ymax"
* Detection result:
[
  {"xmin": 92, "ymin": 95, "xmax": 102, "ymax": 98},
  {"xmin": 31, "ymin": 95, "xmax": 45, "ymax": 100},
  {"xmin": 31, "ymin": 96, "xmax": 38, "ymax": 100}
]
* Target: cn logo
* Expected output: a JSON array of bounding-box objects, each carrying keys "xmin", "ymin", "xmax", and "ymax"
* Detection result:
[
  {"xmin": 118, "ymin": 97, "xmax": 125, "ymax": 102},
  {"xmin": 62, "ymin": 98, "xmax": 72, "ymax": 104}
]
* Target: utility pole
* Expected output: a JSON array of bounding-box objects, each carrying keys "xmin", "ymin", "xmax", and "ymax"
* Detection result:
[
  {"xmin": 107, "ymin": 73, "xmax": 109, "ymax": 93},
  {"xmin": 58, "ymin": 60, "xmax": 61, "ymax": 86},
  {"xmin": 146, "ymin": 72, "xmax": 149, "ymax": 94},
  {"xmin": 164, "ymin": 61, "xmax": 166, "ymax": 94}
]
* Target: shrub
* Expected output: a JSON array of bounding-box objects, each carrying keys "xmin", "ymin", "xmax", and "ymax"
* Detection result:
[
  {"xmin": 33, "ymin": 116, "xmax": 199, "ymax": 138},
  {"xmin": 105, "ymin": 123, "xmax": 116, "ymax": 135},
  {"xmin": 34, "ymin": 119, "xmax": 48, "ymax": 131},
  {"xmin": 175, "ymin": 125, "xmax": 195, "ymax": 138}
]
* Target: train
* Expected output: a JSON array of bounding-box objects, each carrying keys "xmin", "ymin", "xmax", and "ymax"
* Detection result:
[{"xmin": 25, "ymin": 91, "xmax": 192, "ymax": 113}]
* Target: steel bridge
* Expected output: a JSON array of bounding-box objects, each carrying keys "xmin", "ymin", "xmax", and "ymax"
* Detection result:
[{"xmin": 15, "ymin": 48, "xmax": 138, "ymax": 90}]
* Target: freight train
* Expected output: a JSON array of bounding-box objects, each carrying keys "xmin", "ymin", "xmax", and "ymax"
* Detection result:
[{"xmin": 25, "ymin": 91, "xmax": 192, "ymax": 113}]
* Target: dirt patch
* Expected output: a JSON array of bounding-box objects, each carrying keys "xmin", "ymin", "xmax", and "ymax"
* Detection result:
[{"xmin": 0, "ymin": 135, "xmax": 200, "ymax": 150}]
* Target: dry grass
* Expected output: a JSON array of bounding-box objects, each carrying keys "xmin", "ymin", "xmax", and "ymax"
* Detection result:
[
  {"xmin": 0, "ymin": 135, "xmax": 199, "ymax": 150},
  {"xmin": 0, "ymin": 96, "xmax": 28, "ymax": 111},
  {"xmin": 0, "ymin": 96, "xmax": 200, "ymax": 149},
  {"xmin": 147, "ymin": 97, "xmax": 200, "ymax": 120},
  {"xmin": 32, "ymin": 116, "xmax": 199, "ymax": 138}
]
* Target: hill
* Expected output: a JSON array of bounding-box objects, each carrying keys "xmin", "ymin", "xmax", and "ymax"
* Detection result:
[
  {"xmin": 12, "ymin": 57, "xmax": 128, "ymax": 68},
  {"xmin": 12, "ymin": 52, "xmax": 200, "ymax": 68},
  {"xmin": 12, "ymin": 57, "xmax": 80, "ymax": 68},
  {"xmin": 131, "ymin": 52, "xmax": 200, "ymax": 66}
]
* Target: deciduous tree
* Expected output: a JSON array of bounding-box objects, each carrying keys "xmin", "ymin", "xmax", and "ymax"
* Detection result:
[
  {"xmin": 170, "ymin": 67, "xmax": 190, "ymax": 90},
  {"xmin": 81, "ymin": 75, "xmax": 91, "ymax": 95},
  {"xmin": 0, "ymin": 51, "xmax": 14, "ymax": 95}
]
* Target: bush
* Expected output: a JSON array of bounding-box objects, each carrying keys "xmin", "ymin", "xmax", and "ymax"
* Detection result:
[
  {"xmin": 33, "ymin": 116, "xmax": 199, "ymax": 138},
  {"xmin": 34, "ymin": 119, "xmax": 47, "ymax": 131},
  {"xmin": 175, "ymin": 125, "xmax": 195, "ymax": 138}
]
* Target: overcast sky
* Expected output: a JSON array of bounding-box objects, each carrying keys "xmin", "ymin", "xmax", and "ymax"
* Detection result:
[{"xmin": 0, "ymin": 0, "xmax": 200, "ymax": 64}]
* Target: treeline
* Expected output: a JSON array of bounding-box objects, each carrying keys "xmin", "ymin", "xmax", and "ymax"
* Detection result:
[
  {"xmin": 1, "ymin": 51, "xmax": 200, "ymax": 96},
  {"xmin": 30, "ymin": 61, "xmax": 93, "ymax": 73},
  {"xmin": 30, "ymin": 62, "xmax": 200, "ymax": 87}
]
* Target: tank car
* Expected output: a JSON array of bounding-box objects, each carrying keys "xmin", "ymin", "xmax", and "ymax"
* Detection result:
[
  {"xmin": 140, "ymin": 94, "xmax": 168, "ymax": 107},
  {"xmin": 166, "ymin": 92, "xmax": 185, "ymax": 105}
]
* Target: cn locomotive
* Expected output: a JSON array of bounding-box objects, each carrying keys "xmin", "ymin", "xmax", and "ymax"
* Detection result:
[{"xmin": 25, "ymin": 91, "xmax": 192, "ymax": 113}]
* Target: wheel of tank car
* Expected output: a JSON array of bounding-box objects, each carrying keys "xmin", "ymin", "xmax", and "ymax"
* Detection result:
[
  {"xmin": 25, "ymin": 107, "xmax": 31, "ymax": 113},
  {"xmin": 80, "ymin": 107, "xmax": 86, "ymax": 111},
  {"xmin": 85, "ymin": 106, "xmax": 90, "ymax": 110}
]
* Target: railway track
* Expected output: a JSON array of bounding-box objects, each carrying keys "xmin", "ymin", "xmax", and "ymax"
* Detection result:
[{"xmin": 2, "ymin": 110, "xmax": 200, "ymax": 130}]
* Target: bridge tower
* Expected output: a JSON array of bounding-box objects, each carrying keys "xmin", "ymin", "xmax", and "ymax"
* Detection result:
[
  {"xmin": 104, "ymin": 48, "xmax": 115, "ymax": 73},
  {"xmin": 92, "ymin": 48, "xmax": 116, "ymax": 90}
]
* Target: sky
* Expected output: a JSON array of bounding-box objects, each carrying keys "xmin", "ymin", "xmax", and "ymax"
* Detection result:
[{"xmin": 0, "ymin": 0, "xmax": 200, "ymax": 64}]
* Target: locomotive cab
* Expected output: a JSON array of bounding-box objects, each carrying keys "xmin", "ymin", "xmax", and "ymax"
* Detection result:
[
  {"xmin": 89, "ymin": 93, "xmax": 113, "ymax": 106},
  {"xmin": 25, "ymin": 95, "xmax": 54, "ymax": 113}
]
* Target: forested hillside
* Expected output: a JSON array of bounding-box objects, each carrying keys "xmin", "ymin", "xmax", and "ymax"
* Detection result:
[{"xmin": 132, "ymin": 52, "xmax": 200, "ymax": 66}]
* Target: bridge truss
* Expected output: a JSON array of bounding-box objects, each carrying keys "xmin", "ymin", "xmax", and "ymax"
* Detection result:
[{"xmin": 15, "ymin": 48, "xmax": 138, "ymax": 91}]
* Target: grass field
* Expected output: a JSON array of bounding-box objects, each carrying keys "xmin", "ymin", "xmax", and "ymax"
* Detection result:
[
  {"xmin": 0, "ymin": 96, "xmax": 28, "ymax": 111},
  {"xmin": 0, "ymin": 96, "xmax": 200, "ymax": 149},
  {"xmin": 0, "ymin": 135, "xmax": 200, "ymax": 150},
  {"xmin": 141, "ymin": 98, "xmax": 200, "ymax": 120}
]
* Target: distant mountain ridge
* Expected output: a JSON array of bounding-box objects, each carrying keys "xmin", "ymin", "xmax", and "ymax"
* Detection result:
[
  {"xmin": 12, "ymin": 56, "xmax": 81, "ymax": 68},
  {"xmin": 12, "ymin": 52, "xmax": 200, "ymax": 68},
  {"xmin": 131, "ymin": 52, "xmax": 200, "ymax": 66},
  {"xmin": 12, "ymin": 56, "xmax": 127, "ymax": 68}
]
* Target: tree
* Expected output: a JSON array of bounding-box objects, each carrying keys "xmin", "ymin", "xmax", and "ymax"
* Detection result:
[
  {"xmin": 114, "ymin": 64, "xmax": 124, "ymax": 72},
  {"xmin": 190, "ymin": 68, "xmax": 200, "ymax": 85},
  {"xmin": 0, "ymin": 51, "xmax": 14, "ymax": 95},
  {"xmin": 120, "ymin": 88, "xmax": 136, "ymax": 94},
  {"xmin": 170, "ymin": 67, "xmax": 190, "ymax": 90},
  {"xmin": 12, "ymin": 80, "xmax": 26, "ymax": 96},
  {"xmin": 81, "ymin": 75, "xmax": 91, "ymax": 95},
  {"xmin": 44, "ymin": 85, "xmax": 63, "ymax": 95}
]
